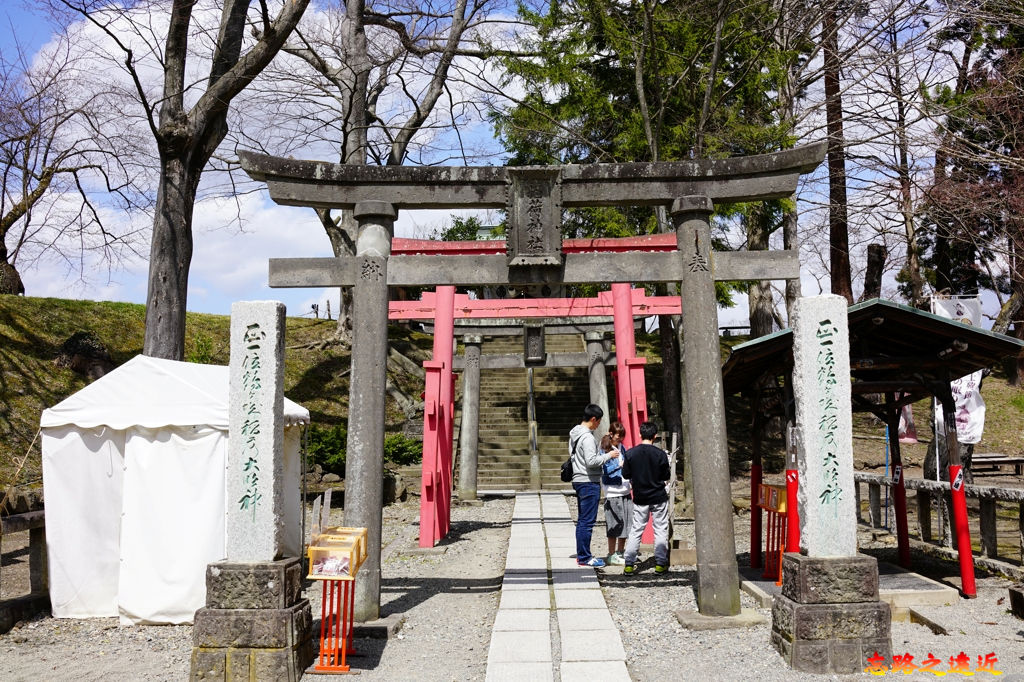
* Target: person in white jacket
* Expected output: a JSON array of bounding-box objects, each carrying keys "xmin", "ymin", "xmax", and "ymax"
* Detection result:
[{"xmin": 569, "ymin": 404, "xmax": 618, "ymax": 567}]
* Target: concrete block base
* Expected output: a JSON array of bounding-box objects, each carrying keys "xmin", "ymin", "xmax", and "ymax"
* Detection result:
[
  {"xmin": 403, "ymin": 544, "xmax": 448, "ymax": 556},
  {"xmin": 190, "ymin": 559, "xmax": 312, "ymax": 681},
  {"xmin": 1010, "ymin": 585, "xmax": 1024, "ymax": 620},
  {"xmin": 771, "ymin": 554, "xmax": 892, "ymax": 674},
  {"xmin": 352, "ymin": 613, "xmax": 405, "ymax": 639},
  {"xmin": 674, "ymin": 607, "xmax": 765, "ymax": 630}
]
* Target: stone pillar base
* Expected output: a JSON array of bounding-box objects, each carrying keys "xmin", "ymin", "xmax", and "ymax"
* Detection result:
[
  {"xmin": 190, "ymin": 558, "xmax": 312, "ymax": 681},
  {"xmin": 771, "ymin": 553, "xmax": 891, "ymax": 674}
]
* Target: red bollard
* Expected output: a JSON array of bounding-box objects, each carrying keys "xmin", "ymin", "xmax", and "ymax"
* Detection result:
[
  {"xmin": 948, "ymin": 464, "xmax": 977, "ymax": 598},
  {"xmin": 891, "ymin": 464, "xmax": 911, "ymax": 568},
  {"xmin": 750, "ymin": 463, "xmax": 763, "ymax": 569},
  {"xmin": 785, "ymin": 468, "xmax": 800, "ymax": 553}
]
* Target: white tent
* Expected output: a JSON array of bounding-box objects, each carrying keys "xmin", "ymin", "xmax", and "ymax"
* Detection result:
[{"xmin": 40, "ymin": 355, "xmax": 310, "ymax": 625}]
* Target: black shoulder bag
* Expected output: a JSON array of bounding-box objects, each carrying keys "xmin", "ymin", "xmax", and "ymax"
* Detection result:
[{"xmin": 560, "ymin": 435, "xmax": 580, "ymax": 483}]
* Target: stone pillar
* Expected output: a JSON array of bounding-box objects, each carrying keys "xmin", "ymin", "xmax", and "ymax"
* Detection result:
[
  {"xmin": 771, "ymin": 295, "xmax": 891, "ymax": 674},
  {"xmin": 672, "ymin": 196, "xmax": 740, "ymax": 617},
  {"xmin": 585, "ymin": 331, "xmax": 610, "ymax": 444},
  {"xmin": 346, "ymin": 201, "xmax": 396, "ymax": 622},
  {"xmin": 458, "ymin": 335, "xmax": 482, "ymax": 501},
  {"xmin": 226, "ymin": 301, "xmax": 288, "ymax": 561},
  {"xmin": 191, "ymin": 302, "xmax": 311, "ymax": 681}
]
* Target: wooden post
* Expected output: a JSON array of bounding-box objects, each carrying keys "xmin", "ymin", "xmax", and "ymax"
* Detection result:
[
  {"xmin": 917, "ymin": 490, "xmax": 932, "ymax": 542},
  {"xmin": 29, "ymin": 525, "xmax": 47, "ymax": 594},
  {"xmin": 855, "ymin": 480, "xmax": 862, "ymax": 523},
  {"xmin": 979, "ymin": 499, "xmax": 998, "ymax": 558},
  {"xmin": 1019, "ymin": 502, "xmax": 1024, "ymax": 564},
  {"xmin": 869, "ymin": 483, "xmax": 882, "ymax": 529}
]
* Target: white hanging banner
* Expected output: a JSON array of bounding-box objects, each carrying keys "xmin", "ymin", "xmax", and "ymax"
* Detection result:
[
  {"xmin": 931, "ymin": 297, "xmax": 986, "ymax": 445},
  {"xmin": 898, "ymin": 399, "xmax": 918, "ymax": 443}
]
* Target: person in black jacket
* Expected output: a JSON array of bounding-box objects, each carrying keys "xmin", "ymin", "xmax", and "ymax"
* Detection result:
[{"xmin": 622, "ymin": 421, "xmax": 671, "ymax": 575}]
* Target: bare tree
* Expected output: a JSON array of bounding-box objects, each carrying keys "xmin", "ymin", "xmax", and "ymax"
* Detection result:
[
  {"xmin": 0, "ymin": 27, "xmax": 146, "ymax": 295},
  {"xmin": 242, "ymin": 0, "xmax": 512, "ymax": 346},
  {"xmin": 54, "ymin": 0, "xmax": 311, "ymax": 359}
]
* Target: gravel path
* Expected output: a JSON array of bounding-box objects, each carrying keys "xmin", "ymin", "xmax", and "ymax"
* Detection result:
[{"xmin": 4, "ymin": 494, "xmax": 1024, "ymax": 681}]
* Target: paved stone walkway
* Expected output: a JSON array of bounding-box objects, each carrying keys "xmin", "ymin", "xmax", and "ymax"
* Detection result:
[{"xmin": 485, "ymin": 492, "xmax": 630, "ymax": 682}]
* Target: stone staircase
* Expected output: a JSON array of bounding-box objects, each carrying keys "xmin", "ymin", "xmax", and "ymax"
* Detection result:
[{"xmin": 473, "ymin": 333, "xmax": 596, "ymax": 491}]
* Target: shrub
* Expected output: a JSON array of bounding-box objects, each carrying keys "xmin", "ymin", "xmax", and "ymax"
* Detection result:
[
  {"xmin": 305, "ymin": 426, "xmax": 421, "ymax": 479},
  {"xmin": 384, "ymin": 433, "xmax": 422, "ymax": 471},
  {"xmin": 186, "ymin": 332, "xmax": 215, "ymax": 364},
  {"xmin": 307, "ymin": 424, "xmax": 347, "ymax": 477}
]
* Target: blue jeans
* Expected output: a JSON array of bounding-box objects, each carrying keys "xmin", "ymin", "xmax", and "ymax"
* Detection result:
[{"xmin": 573, "ymin": 482, "xmax": 601, "ymax": 563}]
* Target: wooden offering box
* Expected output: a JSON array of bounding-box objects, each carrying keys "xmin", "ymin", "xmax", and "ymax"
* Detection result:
[{"xmin": 308, "ymin": 527, "xmax": 368, "ymax": 580}]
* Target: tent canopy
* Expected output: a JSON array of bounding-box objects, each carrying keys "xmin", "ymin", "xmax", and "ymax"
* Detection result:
[
  {"xmin": 41, "ymin": 355, "xmax": 309, "ymax": 429},
  {"xmin": 41, "ymin": 355, "xmax": 308, "ymax": 625}
]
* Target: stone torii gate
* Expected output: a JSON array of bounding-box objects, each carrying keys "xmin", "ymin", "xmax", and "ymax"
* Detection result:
[{"xmin": 240, "ymin": 143, "xmax": 826, "ymax": 623}]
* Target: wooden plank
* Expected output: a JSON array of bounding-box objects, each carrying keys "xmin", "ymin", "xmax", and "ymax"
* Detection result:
[
  {"xmin": 389, "ymin": 290, "xmax": 682, "ymax": 320},
  {"xmin": 0, "ymin": 510, "xmax": 45, "ymax": 534},
  {"xmin": 390, "ymin": 233, "xmax": 678, "ymax": 256}
]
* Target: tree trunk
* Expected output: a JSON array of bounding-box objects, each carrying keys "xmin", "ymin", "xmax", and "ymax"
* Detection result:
[
  {"xmin": 782, "ymin": 201, "xmax": 800, "ymax": 324},
  {"xmin": 658, "ymin": 313, "xmax": 682, "ymax": 436},
  {"xmin": 860, "ymin": 243, "xmax": 887, "ymax": 301},
  {"xmin": 654, "ymin": 205, "xmax": 682, "ymax": 437},
  {"xmin": 822, "ymin": 4, "xmax": 853, "ymax": 304},
  {"xmin": 318, "ymin": 208, "xmax": 357, "ymax": 345},
  {"xmin": 0, "ymin": 239, "xmax": 24, "ymax": 295},
  {"xmin": 748, "ymin": 205, "xmax": 774, "ymax": 338},
  {"xmin": 143, "ymin": 156, "xmax": 201, "ymax": 359}
]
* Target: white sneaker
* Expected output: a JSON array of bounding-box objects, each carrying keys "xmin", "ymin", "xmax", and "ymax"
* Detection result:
[{"xmin": 606, "ymin": 553, "xmax": 625, "ymax": 565}]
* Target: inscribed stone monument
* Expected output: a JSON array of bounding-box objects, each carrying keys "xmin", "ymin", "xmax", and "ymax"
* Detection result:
[
  {"xmin": 227, "ymin": 300, "xmax": 288, "ymax": 561},
  {"xmin": 192, "ymin": 300, "xmax": 312, "ymax": 681},
  {"xmin": 772, "ymin": 295, "xmax": 891, "ymax": 674},
  {"xmin": 791, "ymin": 294, "xmax": 856, "ymax": 557}
]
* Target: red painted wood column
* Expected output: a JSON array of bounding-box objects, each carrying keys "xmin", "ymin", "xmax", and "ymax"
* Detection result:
[
  {"xmin": 418, "ymin": 286, "xmax": 456, "ymax": 547},
  {"xmin": 611, "ymin": 283, "xmax": 640, "ymax": 447},
  {"xmin": 436, "ymin": 286, "xmax": 456, "ymax": 539},
  {"xmin": 419, "ymin": 360, "xmax": 443, "ymax": 547},
  {"xmin": 611, "ymin": 283, "xmax": 653, "ymax": 542}
]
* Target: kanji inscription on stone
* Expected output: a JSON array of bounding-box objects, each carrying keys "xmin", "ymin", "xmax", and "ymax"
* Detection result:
[{"xmin": 506, "ymin": 168, "xmax": 563, "ymax": 267}]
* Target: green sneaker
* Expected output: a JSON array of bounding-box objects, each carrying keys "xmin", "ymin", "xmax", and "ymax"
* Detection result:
[
  {"xmin": 654, "ymin": 564, "xmax": 668, "ymax": 575},
  {"xmin": 623, "ymin": 564, "xmax": 636, "ymax": 575}
]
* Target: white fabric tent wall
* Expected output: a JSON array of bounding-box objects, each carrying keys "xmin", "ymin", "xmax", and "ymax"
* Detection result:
[
  {"xmin": 40, "ymin": 356, "xmax": 310, "ymax": 625},
  {"xmin": 41, "ymin": 426, "xmax": 124, "ymax": 618}
]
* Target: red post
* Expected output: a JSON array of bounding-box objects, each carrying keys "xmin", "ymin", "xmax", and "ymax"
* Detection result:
[
  {"xmin": 611, "ymin": 283, "xmax": 637, "ymax": 446},
  {"xmin": 419, "ymin": 361, "xmax": 443, "ymax": 547},
  {"xmin": 750, "ymin": 465, "xmax": 763, "ymax": 568},
  {"xmin": 435, "ymin": 286, "xmax": 455, "ymax": 540},
  {"xmin": 785, "ymin": 468, "xmax": 800, "ymax": 553},
  {"xmin": 948, "ymin": 463, "xmax": 977, "ymax": 597}
]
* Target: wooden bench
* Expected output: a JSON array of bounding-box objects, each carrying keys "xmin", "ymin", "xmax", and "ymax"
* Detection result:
[{"xmin": 970, "ymin": 453, "xmax": 1024, "ymax": 476}]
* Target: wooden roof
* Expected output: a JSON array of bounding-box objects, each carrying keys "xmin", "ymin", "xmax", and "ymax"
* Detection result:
[{"xmin": 721, "ymin": 298, "xmax": 1024, "ymax": 398}]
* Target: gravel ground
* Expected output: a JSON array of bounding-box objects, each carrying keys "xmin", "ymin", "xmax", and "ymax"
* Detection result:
[
  {"xmin": 0, "ymin": 498, "xmax": 513, "ymax": 682},
  {"xmin": 4, "ymin": 492, "xmax": 1024, "ymax": 681}
]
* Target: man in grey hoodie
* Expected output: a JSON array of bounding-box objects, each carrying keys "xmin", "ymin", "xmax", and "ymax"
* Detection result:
[{"xmin": 570, "ymin": 404, "xmax": 618, "ymax": 567}]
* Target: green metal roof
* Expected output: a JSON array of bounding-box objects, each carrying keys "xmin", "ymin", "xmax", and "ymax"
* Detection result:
[{"xmin": 721, "ymin": 298, "xmax": 1024, "ymax": 395}]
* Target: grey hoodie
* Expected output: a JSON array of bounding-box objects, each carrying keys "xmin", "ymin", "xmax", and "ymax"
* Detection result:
[{"xmin": 569, "ymin": 423, "xmax": 611, "ymax": 484}]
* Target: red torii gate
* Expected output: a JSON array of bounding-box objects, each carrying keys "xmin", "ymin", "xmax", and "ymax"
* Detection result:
[{"xmin": 389, "ymin": 237, "xmax": 682, "ymax": 547}]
